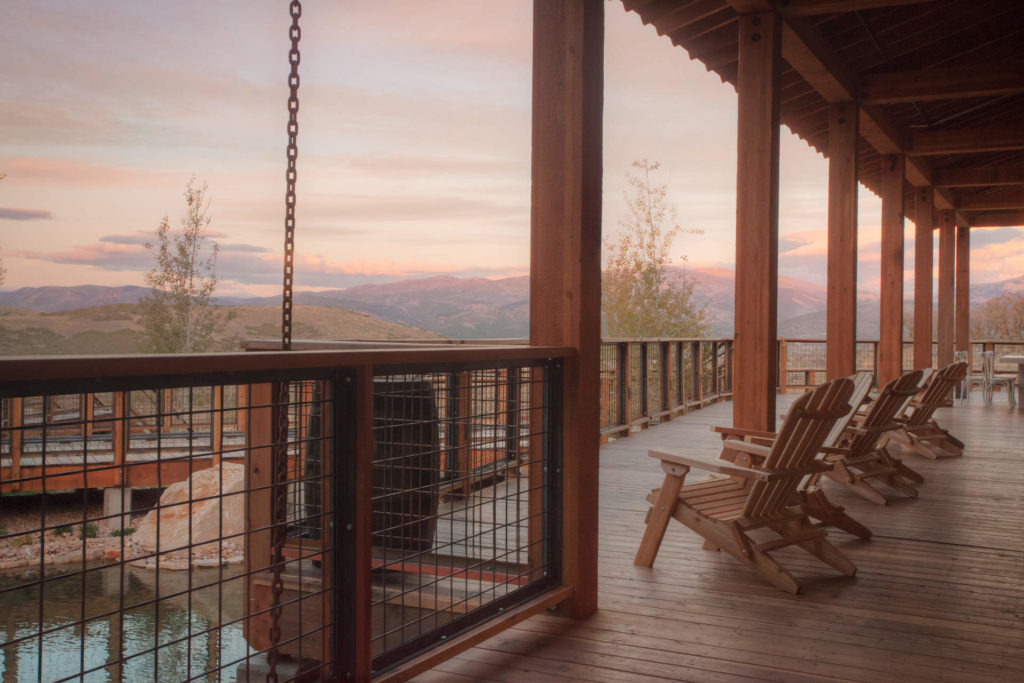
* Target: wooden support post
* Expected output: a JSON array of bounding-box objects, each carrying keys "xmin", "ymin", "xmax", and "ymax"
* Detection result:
[
  {"xmin": 878, "ymin": 154, "xmax": 906, "ymax": 386},
  {"xmin": 937, "ymin": 210, "xmax": 956, "ymax": 367},
  {"xmin": 956, "ymin": 225, "xmax": 971, "ymax": 354},
  {"xmin": 826, "ymin": 102, "xmax": 859, "ymax": 379},
  {"xmin": 243, "ymin": 383, "xmax": 274, "ymax": 651},
  {"xmin": 913, "ymin": 187, "xmax": 935, "ymax": 369},
  {"xmin": 529, "ymin": 0, "xmax": 603, "ymax": 619},
  {"xmin": 733, "ymin": 10, "xmax": 781, "ymax": 431}
]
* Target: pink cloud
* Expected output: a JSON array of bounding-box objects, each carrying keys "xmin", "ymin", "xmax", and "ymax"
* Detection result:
[
  {"xmin": 2, "ymin": 157, "xmax": 177, "ymax": 188},
  {"xmin": 0, "ymin": 208, "xmax": 53, "ymax": 220}
]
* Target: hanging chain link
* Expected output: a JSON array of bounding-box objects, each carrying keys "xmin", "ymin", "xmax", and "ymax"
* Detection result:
[
  {"xmin": 281, "ymin": 0, "xmax": 302, "ymax": 351},
  {"xmin": 267, "ymin": 381, "xmax": 292, "ymax": 683}
]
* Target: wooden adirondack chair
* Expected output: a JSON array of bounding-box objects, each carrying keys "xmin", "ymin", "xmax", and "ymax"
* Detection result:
[
  {"xmin": 883, "ymin": 361, "xmax": 968, "ymax": 459},
  {"xmin": 817, "ymin": 370, "xmax": 924, "ymax": 505},
  {"xmin": 712, "ymin": 372, "xmax": 876, "ymax": 539},
  {"xmin": 634, "ymin": 377, "xmax": 856, "ymax": 594}
]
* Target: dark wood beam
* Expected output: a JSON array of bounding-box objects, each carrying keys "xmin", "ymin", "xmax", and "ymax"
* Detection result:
[
  {"xmin": 955, "ymin": 189, "xmax": 1024, "ymax": 211},
  {"xmin": 860, "ymin": 63, "xmax": 1024, "ymax": 104},
  {"xmin": 773, "ymin": 15, "xmax": 962, "ymax": 216},
  {"xmin": 913, "ymin": 187, "xmax": 934, "ymax": 370},
  {"xmin": 955, "ymin": 226, "xmax": 970, "ymax": 354},
  {"xmin": 826, "ymin": 102, "xmax": 859, "ymax": 379},
  {"xmin": 936, "ymin": 165, "xmax": 1024, "ymax": 188},
  {"xmin": 968, "ymin": 210, "xmax": 1024, "ymax": 227},
  {"xmin": 776, "ymin": 0, "xmax": 938, "ymax": 16},
  {"xmin": 909, "ymin": 125, "xmax": 1024, "ymax": 156},
  {"xmin": 937, "ymin": 210, "xmax": 955, "ymax": 367},
  {"xmin": 530, "ymin": 0, "xmax": 603, "ymax": 619},
  {"xmin": 878, "ymin": 154, "xmax": 906, "ymax": 386},
  {"xmin": 733, "ymin": 10, "xmax": 781, "ymax": 431}
]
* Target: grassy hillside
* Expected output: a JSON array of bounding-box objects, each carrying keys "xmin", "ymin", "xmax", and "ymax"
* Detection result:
[{"xmin": 0, "ymin": 303, "xmax": 442, "ymax": 355}]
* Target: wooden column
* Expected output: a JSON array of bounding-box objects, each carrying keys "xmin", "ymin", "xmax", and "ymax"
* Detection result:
[
  {"xmin": 913, "ymin": 187, "xmax": 935, "ymax": 369},
  {"xmin": 826, "ymin": 102, "xmax": 859, "ymax": 379},
  {"xmin": 733, "ymin": 11, "xmax": 781, "ymax": 431},
  {"xmin": 956, "ymin": 225, "xmax": 971, "ymax": 353},
  {"xmin": 937, "ymin": 210, "xmax": 956, "ymax": 366},
  {"xmin": 878, "ymin": 154, "xmax": 906, "ymax": 385},
  {"xmin": 530, "ymin": 0, "xmax": 603, "ymax": 618}
]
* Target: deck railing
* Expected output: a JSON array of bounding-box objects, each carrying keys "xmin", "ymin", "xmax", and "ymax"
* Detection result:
[{"xmin": 0, "ymin": 346, "xmax": 569, "ymax": 680}]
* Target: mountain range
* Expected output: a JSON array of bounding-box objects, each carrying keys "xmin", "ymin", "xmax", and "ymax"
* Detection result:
[{"xmin": 2, "ymin": 268, "xmax": 1022, "ymax": 342}]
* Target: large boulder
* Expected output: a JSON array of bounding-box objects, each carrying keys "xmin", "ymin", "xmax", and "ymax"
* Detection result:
[{"xmin": 135, "ymin": 462, "xmax": 245, "ymax": 553}]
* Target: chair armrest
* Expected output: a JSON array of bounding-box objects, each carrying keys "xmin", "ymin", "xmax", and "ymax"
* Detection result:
[
  {"xmin": 649, "ymin": 446, "xmax": 829, "ymax": 482},
  {"xmin": 711, "ymin": 425, "xmax": 777, "ymax": 441}
]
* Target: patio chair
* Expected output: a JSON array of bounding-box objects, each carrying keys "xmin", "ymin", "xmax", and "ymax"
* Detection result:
[
  {"xmin": 817, "ymin": 370, "xmax": 925, "ymax": 505},
  {"xmin": 712, "ymin": 371, "xmax": 876, "ymax": 538},
  {"xmin": 883, "ymin": 360, "xmax": 968, "ymax": 459},
  {"xmin": 965, "ymin": 350, "xmax": 1017, "ymax": 407},
  {"xmin": 634, "ymin": 377, "xmax": 856, "ymax": 594}
]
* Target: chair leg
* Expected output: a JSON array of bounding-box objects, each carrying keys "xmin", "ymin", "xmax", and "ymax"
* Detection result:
[
  {"xmin": 634, "ymin": 473, "xmax": 683, "ymax": 568},
  {"xmin": 847, "ymin": 479, "xmax": 889, "ymax": 505},
  {"xmin": 745, "ymin": 543, "xmax": 801, "ymax": 594},
  {"xmin": 800, "ymin": 488, "xmax": 872, "ymax": 539},
  {"xmin": 797, "ymin": 534, "xmax": 857, "ymax": 577},
  {"xmin": 890, "ymin": 456, "xmax": 925, "ymax": 484},
  {"xmin": 887, "ymin": 475, "xmax": 919, "ymax": 498}
]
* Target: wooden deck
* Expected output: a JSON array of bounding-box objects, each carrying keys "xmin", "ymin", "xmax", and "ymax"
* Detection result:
[{"xmin": 417, "ymin": 394, "xmax": 1024, "ymax": 682}]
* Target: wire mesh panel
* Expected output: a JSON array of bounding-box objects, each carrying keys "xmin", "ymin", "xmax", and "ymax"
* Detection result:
[
  {"xmin": 369, "ymin": 360, "xmax": 560, "ymax": 673},
  {"xmin": 667, "ymin": 343, "xmax": 681, "ymax": 407},
  {"xmin": 785, "ymin": 341, "xmax": 828, "ymax": 389},
  {"xmin": 0, "ymin": 375, "xmax": 337, "ymax": 682}
]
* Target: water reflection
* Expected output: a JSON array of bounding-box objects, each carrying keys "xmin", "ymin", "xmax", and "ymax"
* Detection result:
[{"xmin": 1, "ymin": 564, "xmax": 252, "ymax": 682}]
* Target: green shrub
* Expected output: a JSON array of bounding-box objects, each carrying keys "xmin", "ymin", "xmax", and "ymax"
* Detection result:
[
  {"xmin": 79, "ymin": 523, "xmax": 99, "ymax": 540},
  {"xmin": 110, "ymin": 527, "xmax": 135, "ymax": 538},
  {"xmin": 55, "ymin": 525, "xmax": 73, "ymax": 537}
]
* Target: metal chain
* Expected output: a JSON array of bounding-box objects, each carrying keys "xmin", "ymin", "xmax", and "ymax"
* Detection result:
[
  {"xmin": 281, "ymin": 0, "xmax": 302, "ymax": 351},
  {"xmin": 267, "ymin": 381, "xmax": 292, "ymax": 683}
]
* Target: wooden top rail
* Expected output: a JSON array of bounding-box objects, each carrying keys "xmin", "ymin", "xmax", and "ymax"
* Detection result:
[{"xmin": 0, "ymin": 345, "xmax": 573, "ymax": 397}]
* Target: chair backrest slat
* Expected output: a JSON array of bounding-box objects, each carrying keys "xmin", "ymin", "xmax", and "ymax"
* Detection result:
[
  {"xmin": 824, "ymin": 371, "xmax": 874, "ymax": 448},
  {"xmin": 742, "ymin": 378, "xmax": 854, "ymax": 519},
  {"xmin": 907, "ymin": 360, "xmax": 968, "ymax": 426},
  {"xmin": 844, "ymin": 370, "xmax": 923, "ymax": 457}
]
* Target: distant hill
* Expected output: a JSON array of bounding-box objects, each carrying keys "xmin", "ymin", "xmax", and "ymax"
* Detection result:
[
  {"xmin": 3, "ymin": 270, "xmax": 1022, "ymax": 342},
  {"xmin": 0, "ymin": 303, "xmax": 440, "ymax": 356},
  {"xmin": 0, "ymin": 285, "xmax": 151, "ymax": 312}
]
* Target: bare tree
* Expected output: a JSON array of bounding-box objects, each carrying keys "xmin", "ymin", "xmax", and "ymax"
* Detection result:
[{"xmin": 138, "ymin": 178, "xmax": 233, "ymax": 353}]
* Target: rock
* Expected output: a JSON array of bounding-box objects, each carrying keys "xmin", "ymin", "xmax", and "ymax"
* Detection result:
[{"xmin": 134, "ymin": 463, "xmax": 245, "ymax": 553}]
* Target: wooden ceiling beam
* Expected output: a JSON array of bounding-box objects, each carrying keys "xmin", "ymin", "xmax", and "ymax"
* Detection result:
[
  {"xmin": 935, "ymin": 164, "xmax": 1024, "ymax": 187},
  {"xmin": 775, "ymin": 0, "xmax": 938, "ymax": 17},
  {"xmin": 967, "ymin": 210, "xmax": 1024, "ymax": 227},
  {"xmin": 956, "ymin": 189, "xmax": 1024, "ymax": 211},
  {"xmin": 649, "ymin": 0, "xmax": 725, "ymax": 35},
  {"xmin": 860, "ymin": 63, "xmax": 1024, "ymax": 104},
  {"xmin": 908, "ymin": 124, "xmax": 1024, "ymax": 156},
  {"xmin": 723, "ymin": 1, "xmax": 965, "ymax": 219}
]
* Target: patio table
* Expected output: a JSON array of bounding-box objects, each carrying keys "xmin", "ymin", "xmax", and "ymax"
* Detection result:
[{"xmin": 1000, "ymin": 355, "xmax": 1024, "ymax": 407}]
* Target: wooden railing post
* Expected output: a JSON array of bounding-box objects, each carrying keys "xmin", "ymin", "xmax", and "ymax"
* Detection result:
[
  {"xmin": 211, "ymin": 385, "xmax": 223, "ymax": 467},
  {"xmin": 693, "ymin": 342, "xmax": 704, "ymax": 405},
  {"xmin": 618, "ymin": 343, "xmax": 630, "ymax": 435},
  {"xmin": 676, "ymin": 342, "xmax": 686, "ymax": 407},
  {"xmin": 112, "ymin": 391, "xmax": 125, "ymax": 487},
  {"xmin": 9, "ymin": 397, "xmax": 23, "ymax": 493},
  {"xmin": 778, "ymin": 339, "xmax": 788, "ymax": 395},
  {"xmin": 659, "ymin": 341, "xmax": 671, "ymax": 419},
  {"xmin": 639, "ymin": 342, "xmax": 649, "ymax": 421}
]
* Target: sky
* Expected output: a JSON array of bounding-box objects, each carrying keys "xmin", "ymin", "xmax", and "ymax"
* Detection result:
[{"xmin": 2, "ymin": 0, "xmax": 1022, "ymax": 298}]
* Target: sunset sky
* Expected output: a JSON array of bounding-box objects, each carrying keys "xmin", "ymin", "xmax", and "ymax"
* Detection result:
[{"xmin": 2, "ymin": 0, "xmax": 1022, "ymax": 298}]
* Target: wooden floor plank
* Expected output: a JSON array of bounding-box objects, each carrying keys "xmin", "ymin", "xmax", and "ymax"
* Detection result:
[{"xmin": 416, "ymin": 395, "xmax": 1024, "ymax": 681}]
